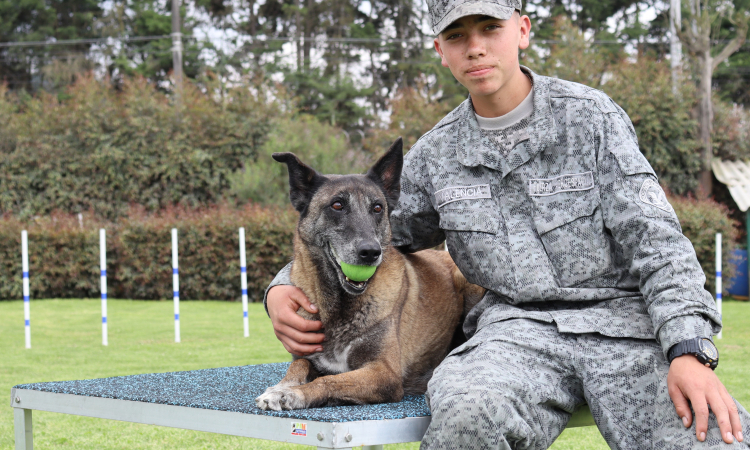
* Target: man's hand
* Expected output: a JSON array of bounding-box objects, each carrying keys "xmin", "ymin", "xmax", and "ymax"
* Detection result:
[
  {"xmin": 668, "ymin": 355, "xmax": 743, "ymax": 444},
  {"xmin": 267, "ymin": 285, "xmax": 325, "ymax": 357}
]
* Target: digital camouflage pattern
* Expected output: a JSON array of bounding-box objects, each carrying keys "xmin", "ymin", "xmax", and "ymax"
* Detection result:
[
  {"xmin": 423, "ymin": 318, "xmax": 750, "ymax": 449},
  {"xmin": 264, "ymin": 68, "xmax": 735, "ymax": 448},
  {"xmin": 428, "ymin": 0, "xmax": 522, "ymax": 35},
  {"xmin": 389, "ymin": 67, "xmax": 720, "ymax": 357}
]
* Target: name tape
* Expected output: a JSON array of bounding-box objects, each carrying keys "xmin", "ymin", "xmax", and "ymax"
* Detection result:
[
  {"xmin": 435, "ymin": 184, "xmax": 491, "ymax": 208},
  {"xmin": 528, "ymin": 172, "xmax": 594, "ymax": 197}
]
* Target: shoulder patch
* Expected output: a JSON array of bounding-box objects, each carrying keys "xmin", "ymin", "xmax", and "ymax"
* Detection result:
[{"xmin": 638, "ymin": 179, "xmax": 672, "ymax": 212}]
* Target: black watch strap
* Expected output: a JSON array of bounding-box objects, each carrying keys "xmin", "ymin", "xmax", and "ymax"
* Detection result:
[{"xmin": 667, "ymin": 337, "xmax": 719, "ymax": 370}]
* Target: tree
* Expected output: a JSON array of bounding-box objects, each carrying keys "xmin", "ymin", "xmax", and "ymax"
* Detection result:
[
  {"xmin": 99, "ymin": 0, "xmax": 202, "ymax": 86},
  {"xmin": 0, "ymin": 0, "xmax": 101, "ymax": 91},
  {"xmin": 676, "ymin": 0, "xmax": 749, "ymax": 195}
]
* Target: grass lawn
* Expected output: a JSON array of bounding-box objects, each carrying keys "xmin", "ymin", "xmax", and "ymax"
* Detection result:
[{"xmin": 2, "ymin": 299, "xmax": 749, "ymax": 449}]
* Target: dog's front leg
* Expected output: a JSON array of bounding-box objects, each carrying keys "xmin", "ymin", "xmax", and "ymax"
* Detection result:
[
  {"xmin": 256, "ymin": 358, "xmax": 318, "ymax": 411},
  {"xmin": 269, "ymin": 360, "xmax": 404, "ymax": 410}
]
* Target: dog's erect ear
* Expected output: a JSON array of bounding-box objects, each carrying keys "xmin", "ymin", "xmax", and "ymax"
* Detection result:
[
  {"xmin": 272, "ymin": 152, "xmax": 327, "ymax": 214},
  {"xmin": 366, "ymin": 137, "xmax": 403, "ymax": 212}
]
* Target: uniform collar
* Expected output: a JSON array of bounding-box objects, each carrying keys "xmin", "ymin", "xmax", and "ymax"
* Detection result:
[{"xmin": 455, "ymin": 67, "xmax": 557, "ymax": 177}]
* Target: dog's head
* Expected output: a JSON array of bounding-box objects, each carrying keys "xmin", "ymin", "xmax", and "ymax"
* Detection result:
[{"xmin": 273, "ymin": 138, "xmax": 403, "ymax": 296}]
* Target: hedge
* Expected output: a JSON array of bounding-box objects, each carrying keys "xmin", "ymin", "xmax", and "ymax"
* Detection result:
[
  {"xmin": 0, "ymin": 197, "xmax": 739, "ymax": 300},
  {"xmin": 0, "ymin": 204, "xmax": 296, "ymax": 301},
  {"xmin": 670, "ymin": 195, "xmax": 740, "ymax": 295},
  {"xmin": 0, "ymin": 76, "xmax": 276, "ymax": 219}
]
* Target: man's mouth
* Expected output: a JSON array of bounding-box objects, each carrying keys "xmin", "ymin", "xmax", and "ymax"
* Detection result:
[{"xmin": 466, "ymin": 65, "xmax": 493, "ymax": 76}]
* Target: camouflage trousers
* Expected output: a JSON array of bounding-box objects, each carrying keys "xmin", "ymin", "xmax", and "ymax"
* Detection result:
[{"xmin": 422, "ymin": 318, "xmax": 750, "ymax": 450}]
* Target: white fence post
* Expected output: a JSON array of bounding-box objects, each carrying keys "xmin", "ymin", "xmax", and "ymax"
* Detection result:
[
  {"xmin": 22, "ymin": 230, "xmax": 31, "ymax": 349},
  {"xmin": 716, "ymin": 233, "xmax": 722, "ymax": 340},
  {"xmin": 100, "ymin": 229, "xmax": 108, "ymax": 346},
  {"xmin": 239, "ymin": 227, "xmax": 249, "ymax": 337},
  {"xmin": 172, "ymin": 228, "xmax": 180, "ymax": 343}
]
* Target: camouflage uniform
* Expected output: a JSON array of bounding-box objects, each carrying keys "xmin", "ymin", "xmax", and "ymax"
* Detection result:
[{"xmin": 265, "ymin": 68, "xmax": 750, "ymax": 448}]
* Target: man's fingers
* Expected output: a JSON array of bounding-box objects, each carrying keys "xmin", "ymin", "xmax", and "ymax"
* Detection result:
[
  {"xmin": 278, "ymin": 305, "xmax": 324, "ymax": 332},
  {"xmin": 275, "ymin": 323, "xmax": 325, "ymax": 346},
  {"xmin": 275, "ymin": 327, "xmax": 324, "ymax": 356},
  {"xmin": 718, "ymin": 387, "xmax": 743, "ymax": 442},
  {"xmin": 291, "ymin": 290, "xmax": 319, "ymax": 315},
  {"xmin": 668, "ymin": 384, "xmax": 693, "ymax": 428},
  {"xmin": 691, "ymin": 394, "xmax": 710, "ymax": 442},
  {"xmin": 706, "ymin": 390, "xmax": 734, "ymax": 444}
]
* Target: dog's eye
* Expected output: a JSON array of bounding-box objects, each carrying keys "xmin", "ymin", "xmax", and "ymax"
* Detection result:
[
  {"xmin": 373, "ymin": 204, "xmax": 383, "ymax": 213},
  {"xmin": 332, "ymin": 202, "xmax": 344, "ymax": 211}
]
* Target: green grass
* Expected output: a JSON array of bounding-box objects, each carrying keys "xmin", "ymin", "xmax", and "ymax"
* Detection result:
[{"xmin": 2, "ymin": 299, "xmax": 749, "ymax": 449}]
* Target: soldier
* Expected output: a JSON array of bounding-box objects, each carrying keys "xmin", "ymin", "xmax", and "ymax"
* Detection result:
[{"xmin": 265, "ymin": 0, "xmax": 750, "ymax": 448}]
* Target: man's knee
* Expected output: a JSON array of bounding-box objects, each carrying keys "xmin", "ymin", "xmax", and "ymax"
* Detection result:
[{"xmin": 424, "ymin": 389, "xmax": 551, "ymax": 450}]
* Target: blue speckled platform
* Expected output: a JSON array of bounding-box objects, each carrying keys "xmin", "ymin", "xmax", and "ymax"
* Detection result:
[{"xmin": 14, "ymin": 363, "xmax": 430, "ymax": 423}]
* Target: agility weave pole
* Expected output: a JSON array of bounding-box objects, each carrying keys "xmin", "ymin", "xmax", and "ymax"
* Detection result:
[
  {"xmin": 172, "ymin": 228, "xmax": 181, "ymax": 343},
  {"xmin": 100, "ymin": 229, "xmax": 108, "ymax": 346},
  {"xmin": 240, "ymin": 227, "xmax": 250, "ymax": 337},
  {"xmin": 22, "ymin": 230, "xmax": 30, "ymax": 349},
  {"xmin": 10, "ymin": 362, "xmax": 598, "ymax": 449}
]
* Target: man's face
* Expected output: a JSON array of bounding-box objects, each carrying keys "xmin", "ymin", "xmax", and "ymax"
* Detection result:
[{"xmin": 434, "ymin": 14, "xmax": 530, "ymax": 99}]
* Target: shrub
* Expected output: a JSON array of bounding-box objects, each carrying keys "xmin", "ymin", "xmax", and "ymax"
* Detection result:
[
  {"xmin": 0, "ymin": 204, "xmax": 296, "ymax": 301},
  {"xmin": 670, "ymin": 195, "xmax": 740, "ymax": 295},
  {"xmin": 605, "ymin": 59, "xmax": 702, "ymax": 195},
  {"xmin": 0, "ymin": 76, "xmax": 276, "ymax": 219},
  {"xmin": 229, "ymin": 114, "xmax": 367, "ymax": 206}
]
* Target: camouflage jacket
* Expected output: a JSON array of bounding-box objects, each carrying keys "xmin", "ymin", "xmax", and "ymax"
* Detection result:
[{"xmin": 266, "ymin": 67, "xmax": 721, "ymax": 358}]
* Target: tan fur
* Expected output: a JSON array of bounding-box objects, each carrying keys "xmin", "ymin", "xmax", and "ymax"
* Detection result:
[
  {"xmin": 256, "ymin": 142, "xmax": 486, "ymax": 410},
  {"xmin": 258, "ymin": 241, "xmax": 485, "ymax": 409}
]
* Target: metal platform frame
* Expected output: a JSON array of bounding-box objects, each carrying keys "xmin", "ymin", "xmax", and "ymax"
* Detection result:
[{"xmin": 11, "ymin": 386, "xmax": 594, "ymax": 449}]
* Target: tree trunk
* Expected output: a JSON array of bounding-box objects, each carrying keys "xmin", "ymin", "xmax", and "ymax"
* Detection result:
[{"xmin": 698, "ymin": 49, "xmax": 713, "ymax": 197}]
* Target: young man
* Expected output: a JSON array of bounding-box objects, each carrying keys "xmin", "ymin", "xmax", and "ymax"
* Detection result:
[{"xmin": 265, "ymin": 0, "xmax": 750, "ymax": 448}]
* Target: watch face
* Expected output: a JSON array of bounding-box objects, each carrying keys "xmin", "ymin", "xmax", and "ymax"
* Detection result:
[{"xmin": 700, "ymin": 338, "xmax": 718, "ymax": 360}]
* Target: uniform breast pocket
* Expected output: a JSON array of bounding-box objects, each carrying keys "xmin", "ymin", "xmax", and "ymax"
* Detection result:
[
  {"xmin": 438, "ymin": 208, "xmax": 502, "ymax": 288},
  {"xmin": 531, "ymin": 187, "xmax": 612, "ymax": 287}
]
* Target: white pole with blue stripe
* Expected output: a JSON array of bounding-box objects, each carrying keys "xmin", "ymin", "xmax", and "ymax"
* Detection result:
[
  {"xmin": 716, "ymin": 233, "xmax": 722, "ymax": 340},
  {"xmin": 22, "ymin": 230, "xmax": 30, "ymax": 349},
  {"xmin": 172, "ymin": 228, "xmax": 181, "ymax": 343},
  {"xmin": 100, "ymin": 229, "xmax": 108, "ymax": 346},
  {"xmin": 239, "ymin": 227, "xmax": 249, "ymax": 337}
]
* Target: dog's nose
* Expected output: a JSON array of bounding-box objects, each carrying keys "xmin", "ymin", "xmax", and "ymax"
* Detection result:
[{"xmin": 357, "ymin": 240, "xmax": 381, "ymax": 264}]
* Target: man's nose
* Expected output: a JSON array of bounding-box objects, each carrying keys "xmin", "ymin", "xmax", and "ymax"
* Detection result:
[{"xmin": 466, "ymin": 32, "xmax": 486, "ymax": 59}]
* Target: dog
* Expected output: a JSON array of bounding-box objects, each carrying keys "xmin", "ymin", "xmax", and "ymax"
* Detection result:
[{"xmin": 255, "ymin": 138, "xmax": 486, "ymax": 411}]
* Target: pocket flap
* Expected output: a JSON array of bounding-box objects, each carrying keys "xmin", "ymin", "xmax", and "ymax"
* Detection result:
[
  {"xmin": 533, "ymin": 187, "xmax": 600, "ymax": 235},
  {"xmin": 439, "ymin": 209, "xmax": 500, "ymax": 234}
]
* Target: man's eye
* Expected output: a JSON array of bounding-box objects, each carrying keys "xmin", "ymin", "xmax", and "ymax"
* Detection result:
[
  {"xmin": 332, "ymin": 202, "xmax": 344, "ymax": 211},
  {"xmin": 373, "ymin": 204, "xmax": 383, "ymax": 213},
  {"xmin": 446, "ymin": 33, "xmax": 461, "ymax": 40}
]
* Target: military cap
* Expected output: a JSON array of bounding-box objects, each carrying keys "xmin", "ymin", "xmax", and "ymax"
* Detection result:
[{"xmin": 428, "ymin": 0, "xmax": 522, "ymax": 35}]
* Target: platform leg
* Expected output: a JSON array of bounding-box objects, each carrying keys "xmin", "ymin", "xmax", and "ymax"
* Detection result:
[{"xmin": 14, "ymin": 408, "xmax": 32, "ymax": 450}]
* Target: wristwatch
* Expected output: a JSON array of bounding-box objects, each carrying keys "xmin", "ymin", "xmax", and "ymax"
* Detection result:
[{"xmin": 667, "ymin": 337, "xmax": 719, "ymax": 370}]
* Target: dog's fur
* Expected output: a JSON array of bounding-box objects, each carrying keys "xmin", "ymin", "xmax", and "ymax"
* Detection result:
[{"xmin": 256, "ymin": 138, "xmax": 485, "ymax": 411}]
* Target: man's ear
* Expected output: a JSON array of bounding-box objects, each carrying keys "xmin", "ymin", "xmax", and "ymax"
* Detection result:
[
  {"xmin": 366, "ymin": 137, "xmax": 403, "ymax": 213},
  {"xmin": 272, "ymin": 152, "xmax": 327, "ymax": 214},
  {"xmin": 434, "ymin": 38, "xmax": 449, "ymax": 68}
]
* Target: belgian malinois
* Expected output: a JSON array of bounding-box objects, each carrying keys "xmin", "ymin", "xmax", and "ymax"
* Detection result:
[{"xmin": 255, "ymin": 138, "xmax": 486, "ymax": 411}]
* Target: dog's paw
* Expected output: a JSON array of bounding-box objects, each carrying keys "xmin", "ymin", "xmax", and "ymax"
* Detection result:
[{"xmin": 255, "ymin": 386, "xmax": 307, "ymax": 411}]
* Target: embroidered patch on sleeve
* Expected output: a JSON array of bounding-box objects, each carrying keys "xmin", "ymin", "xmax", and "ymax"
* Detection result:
[
  {"xmin": 638, "ymin": 179, "xmax": 673, "ymax": 212},
  {"xmin": 528, "ymin": 172, "xmax": 594, "ymax": 197},
  {"xmin": 435, "ymin": 184, "xmax": 491, "ymax": 208}
]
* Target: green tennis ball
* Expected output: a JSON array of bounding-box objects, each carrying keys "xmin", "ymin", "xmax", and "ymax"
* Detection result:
[{"xmin": 340, "ymin": 261, "xmax": 377, "ymax": 282}]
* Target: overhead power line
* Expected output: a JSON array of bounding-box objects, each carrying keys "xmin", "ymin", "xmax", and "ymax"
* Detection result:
[{"xmin": 3, "ymin": 34, "xmax": 750, "ymax": 49}]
